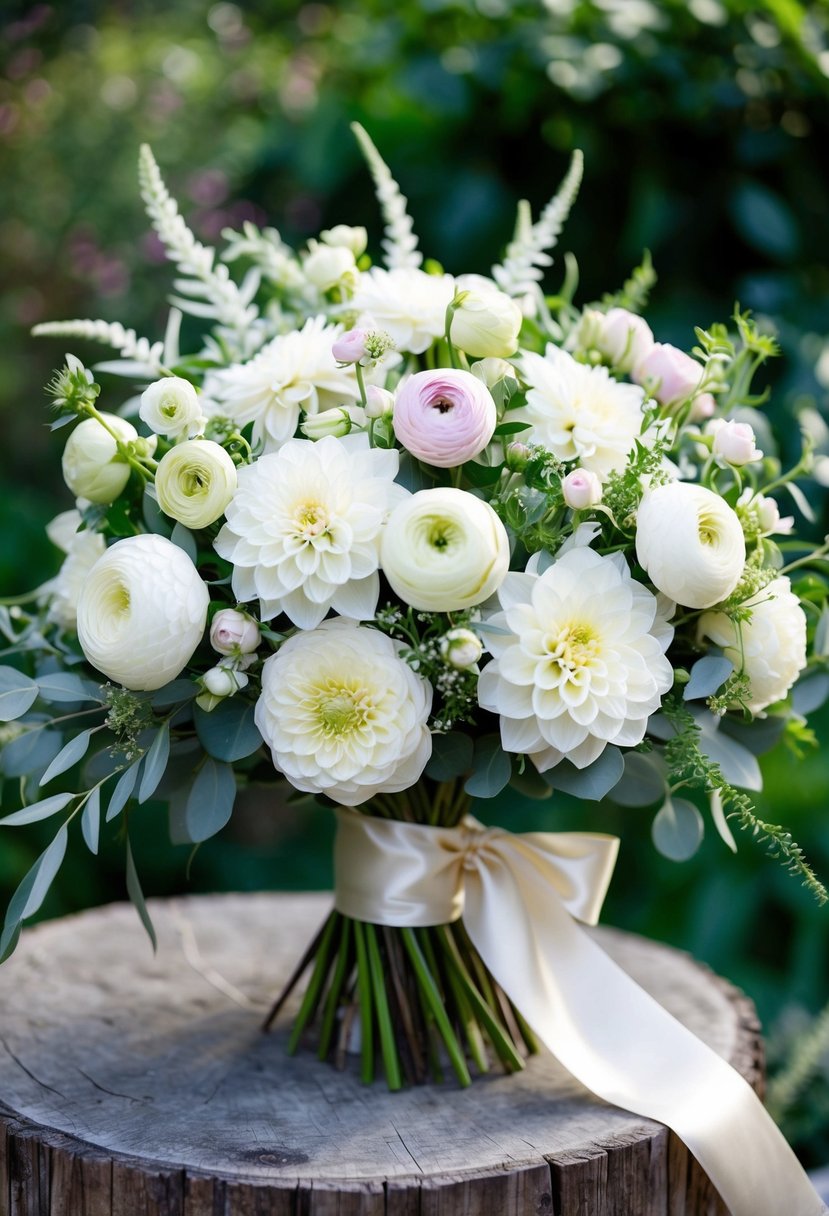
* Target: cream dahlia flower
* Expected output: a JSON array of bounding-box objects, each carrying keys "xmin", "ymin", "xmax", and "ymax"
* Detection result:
[
  {"xmin": 477, "ymin": 547, "xmax": 674, "ymax": 771},
  {"xmin": 77, "ymin": 534, "xmax": 209, "ymax": 691},
  {"xmin": 214, "ymin": 436, "xmax": 408, "ymax": 629},
  {"xmin": 255, "ymin": 620, "xmax": 432, "ymax": 806},
  {"xmin": 636, "ymin": 482, "xmax": 745, "ymax": 609},
  {"xmin": 351, "ymin": 267, "xmax": 456, "ymax": 355},
  {"xmin": 515, "ymin": 346, "xmax": 647, "ymax": 479},
  {"xmin": 204, "ymin": 316, "xmax": 359, "ymax": 451},
  {"xmin": 698, "ymin": 577, "xmax": 807, "ymax": 713},
  {"xmin": 42, "ymin": 510, "xmax": 106, "ymax": 630}
]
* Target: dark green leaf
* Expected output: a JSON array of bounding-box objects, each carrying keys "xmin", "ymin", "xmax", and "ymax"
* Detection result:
[
  {"xmin": 609, "ymin": 750, "xmax": 667, "ymax": 807},
  {"xmin": 492, "ymin": 420, "xmax": 531, "ymax": 436},
  {"xmin": 39, "ymin": 728, "xmax": 93, "ymax": 786},
  {"xmin": 463, "ymin": 460, "xmax": 503, "ymax": 487},
  {"xmin": 425, "ymin": 731, "xmax": 474, "ymax": 781},
  {"xmin": 81, "ymin": 787, "xmax": 101, "ymax": 854},
  {"xmin": 138, "ymin": 722, "xmax": 170, "ymax": 803},
  {"xmin": 0, "ymin": 825, "xmax": 68, "ymax": 958},
  {"xmin": 464, "ymin": 735, "xmax": 511, "ymax": 798},
  {"xmin": 194, "ymin": 698, "xmax": 263, "ymax": 762},
  {"xmin": 126, "ymin": 836, "xmax": 157, "ymax": 952},
  {"xmin": 0, "ymin": 792, "xmax": 73, "ymax": 826},
  {"xmin": 184, "ymin": 758, "xmax": 236, "ymax": 842},
  {"xmin": 0, "ymin": 667, "xmax": 39, "ymax": 722},
  {"xmin": 142, "ymin": 488, "xmax": 173, "ymax": 537},
  {"xmin": 508, "ymin": 762, "xmax": 552, "ymax": 800}
]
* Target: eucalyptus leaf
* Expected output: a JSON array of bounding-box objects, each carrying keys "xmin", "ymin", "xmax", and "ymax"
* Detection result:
[
  {"xmin": 815, "ymin": 605, "xmax": 829, "ymax": 658},
  {"xmin": 39, "ymin": 728, "xmax": 94, "ymax": 786},
  {"xmin": 464, "ymin": 735, "xmax": 511, "ymax": 799},
  {"xmin": 170, "ymin": 522, "xmax": 198, "ymax": 563},
  {"xmin": 0, "ymin": 825, "xmax": 68, "ymax": 958},
  {"xmin": 1, "ymin": 727, "xmax": 63, "ymax": 779},
  {"xmin": 142, "ymin": 488, "xmax": 173, "ymax": 538},
  {"xmin": 425, "ymin": 731, "xmax": 474, "ymax": 781},
  {"xmin": 709, "ymin": 788, "xmax": 737, "ymax": 854},
  {"xmin": 791, "ymin": 673, "xmax": 829, "ymax": 717},
  {"xmin": 106, "ymin": 761, "xmax": 141, "ymax": 822},
  {"xmin": 719, "ymin": 714, "xmax": 786, "ymax": 756},
  {"xmin": 786, "ymin": 481, "xmax": 815, "ymax": 523},
  {"xmin": 696, "ymin": 714, "xmax": 762, "ymax": 791},
  {"xmin": 126, "ymin": 836, "xmax": 157, "ymax": 952},
  {"xmin": 150, "ymin": 679, "xmax": 197, "ymax": 709},
  {"xmin": 194, "ymin": 698, "xmax": 263, "ymax": 762},
  {"xmin": 138, "ymin": 722, "xmax": 171, "ymax": 803},
  {"xmin": 0, "ymin": 793, "xmax": 74, "ymax": 826},
  {"xmin": 184, "ymin": 758, "xmax": 236, "ymax": 842},
  {"xmin": 651, "ymin": 797, "xmax": 704, "ymax": 862},
  {"xmin": 81, "ymin": 787, "xmax": 101, "ymax": 854},
  {"xmin": 36, "ymin": 672, "xmax": 103, "ymax": 704},
  {"xmin": 609, "ymin": 750, "xmax": 668, "ymax": 808},
  {"xmin": 683, "ymin": 654, "xmax": 733, "ymax": 702},
  {"xmin": 545, "ymin": 746, "xmax": 624, "ymax": 801},
  {"xmin": 508, "ymin": 762, "xmax": 552, "ymax": 800},
  {"xmin": 0, "ymin": 667, "xmax": 39, "ymax": 722}
]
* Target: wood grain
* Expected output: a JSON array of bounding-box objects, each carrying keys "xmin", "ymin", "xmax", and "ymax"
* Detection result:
[{"xmin": 0, "ymin": 893, "xmax": 764, "ymax": 1214}]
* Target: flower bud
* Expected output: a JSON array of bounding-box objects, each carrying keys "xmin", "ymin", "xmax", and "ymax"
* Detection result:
[
  {"xmin": 439, "ymin": 627, "xmax": 483, "ymax": 669},
  {"xmin": 62, "ymin": 413, "xmax": 138, "ymax": 504},
  {"xmin": 332, "ymin": 328, "xmax": 369, "ymax": 364},
  {"xmin": 709, "ymin": 418, "xmax": 763, "ymax": 466},
  {"xmin": 689, "ymin": 392, "xmax": 716, "ymax": 421},
  {"xmin": 139, "ymin": 376, "xmax": 203, "ymax": 440},
  {"xmin": 202, "ymin": 664, "xmax": 249, "ymax": 698},
  {"xmin": 505, "ymin": 441, "xmax": 531, "ymax": 471},
  {"xmin": 573, "ymin": 307, "xmax": 654, "ymax": 373},
  {"xmin": 320, "ymin": 224, "xmax": 368, "ymax": 257},
  {"xmin": 301, "ymin": 405, "xmax": 364, "ymax": 440},
  {"xmin": 562, "ymin": 467, "xmax": 602, "ymax": 510},
  {"xmin": 155, "ymin": 439, "xmax": 237, "ymax": 529},
  {"xmin": 210, "ymin": 608, "xmax": 260, "ymax": 655},
  {"xmin": 450, "ymin": 278, "xmax": 523, "ymax": 359},
  {"xmin": 303, "ymin": 242, "xmax": 356, "ymax": 291},
  {"xmin": 365, "ymin": 385, "xmax": 394, "ymax": 420},
  {"xmin": 633, "ymin": 343, "xmax": 704, "ymax": 408},
  {"xmin": 470, "ymin": 357, "xmax": 518, "ymax": 389}
]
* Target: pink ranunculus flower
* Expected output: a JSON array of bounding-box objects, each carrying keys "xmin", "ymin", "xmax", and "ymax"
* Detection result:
[
  {"xmin": 392, "ymin": 369, "xmax": 497, "ymax": 468},
  {"xmin": 633, "ymin": 342, "xmax": 704, "ymax": 407},
  {"xmin": 332, "ymin": 328, "xmax": 369, "ymax": 364}
]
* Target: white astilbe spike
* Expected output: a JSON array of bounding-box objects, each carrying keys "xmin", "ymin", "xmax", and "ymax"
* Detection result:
[
  {"xmin": 32, "ymin": 319, "xmax": 166, "ymax": 378},
  {"xmin": 351, "ymin": 123, "xmax": 422, "ymax": 271},
  {"xmin": 138, "ymin": 144, "xmax": 258, "ymax": 334},
  {"xmin": 492, "ymin": 149, "xmax": 584, "ymax": 298}
]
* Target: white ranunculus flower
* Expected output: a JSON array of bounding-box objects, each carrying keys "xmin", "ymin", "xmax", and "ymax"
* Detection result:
[
  {"xmin": 440, "ymin": 627, "xmax": 483, "ymax": 669},
  {"xmin": 515, "ymin": 345, "xmax": 648, "ymax": 479},
  {"xmin": 62, "ymin": 414, "xmax": 140, "ymax": 504},
  {"xmin": 320, "ymin": 224, "xmax": 368, "ymax": 256},
  {"xmin": 477, "ymin": 547, "xmax": 674, "ymax": 771},
  {"xmin": 698, "ymin": 577, "xmax": 807, "ymax": 713},
  {"xmin": 77, "ymin": 534, "xmax": 209, "ymax": 691},
  {"xmin": 380, "ymin": 488, "xmax": 509, "ymax": 612},
  {"xmin": 350, "ymin": 267, "xmax": 456, "ymax": 354},
  {"xmin": 203, "ymin": 316, "xmax": 360, "ymax": 452},
  {"xmin": 636, "ymin": 482, "xmax": 745, "ymax": 609},
  {"xmin": 42, "ymin": 510, "xmax": 106, "ymax": 630},
  {"xmin": 303, "ymin": 241, "xmax": 357, "ymax": 291},
  {"xmin": 214, "ymin": 436, "xmax": 408, "ymax": 629},
  {"xmin": 450, "ymin": 275, "xmax": 523, "ymax": 359},
  {"xmin": 155, "ymin": 440, "xmax": 237, "ymax": 529},
  {"xmin": 139, "ymin": 376, "xmax": 204, "ymax": 440},
  {"xmin": 255, "ymin": 619, "xmax": 432, "ymax": 806}
]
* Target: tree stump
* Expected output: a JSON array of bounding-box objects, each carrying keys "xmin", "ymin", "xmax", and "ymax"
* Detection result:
[{"xmin": 0, "ymin": 893, "xmax": 763, "ymax": 1216}]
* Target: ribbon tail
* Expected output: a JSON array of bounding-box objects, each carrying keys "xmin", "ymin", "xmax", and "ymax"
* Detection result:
[{"xmin": 464, "ymin": 851, "xmax": 827, "ymax": 1216}]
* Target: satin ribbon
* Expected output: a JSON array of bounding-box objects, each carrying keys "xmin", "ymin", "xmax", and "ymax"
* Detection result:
[{"xmin": 334, "ymin": 809, "xmax": 827, "ymax": 1216}]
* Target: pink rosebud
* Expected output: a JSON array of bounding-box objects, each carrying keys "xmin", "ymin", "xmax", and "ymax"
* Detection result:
[
  {"xmin": 392, "ymin": 369, "xmax": 497, "ymax": 467},
  {"xmin": 562, "ymin": 467, "xmax": 602, "ymax": 510},
  {"xmin": 332, "ymin": 328, "xmax": 369, "ymax": 364},
  {"xmin": 709, "ymin": 419, "xmax": 763, "ymax": 466},
  {"xmin": 210, "ymin": 608, "xmax": 261, "ymax": 655},
  {"xmin": 689, "ymin": 392, "xmax": 716, "ymax": 421},
  {"xmin": 633, "ymin": 342, "xmax": 703, "ymax": 407},
  {"xmin": 599, "ymin": 308, "xmax": 654, "ymax": 372}
]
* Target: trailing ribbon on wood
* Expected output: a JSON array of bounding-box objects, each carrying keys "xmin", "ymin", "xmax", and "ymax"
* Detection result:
[{"xmin": 334, "ymin": 809, "xmax": 828, "ymax": 1216}]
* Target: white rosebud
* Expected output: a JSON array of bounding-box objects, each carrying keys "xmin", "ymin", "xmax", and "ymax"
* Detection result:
[
  {"xmin": 450, "ymin": 278, "xmax": 523, "ymax": 359},
  {"xmin": 562, "ymin": 467, "xmax": 602, "ymax": 510},
  {"xmin": 699, "ymin": 577, "xmax": 807, "ymax": 713},
  {"xmin": 303, "ymin": 242, "xmax": 356, "ymax": 291},
  {"xmin": 320, "ymin": 224, "xmax": 368, "ymax": 257},
  {"xmin": 155, "ymin": 439, "xmax": 237, "ymax": 529},
  {"xmin": 708, "ymin": 418, "xmax": 763, "ymax": 466},
  {"xmin": 636, "ymin": 482, "xmax": 745, "ymax": 609},
  {"xmin": 210, "ymin": 608, "xmax": 261, "ymax": 655},
  {"xmin": 301, "ymin": 405, "xmax": 365, "ymax": 440},
  {"xmin": 62, "ymin": 414, "xmax": 139, "ymax": 504},
  {"xmin": 203, "ymin": 665, "xmax": 249, "ymax": 697},
  {"xmin": 139, "ymin": 376, "xmax": 204, "ymax": 440},
  {"xmin": 470, "ymin": 357, "xmax": 518, "ymax": 390},
  {"xmin": 573, "ymin": 307, "xmax": 654, "ymax": 373},
  {"xmin": 381, "ymin": 487, "xmax": 510, "ymax": 612},
  {"xmin": 77, "ymin": 534, "xmax": 209, "ymax": 691},
  {"xmin": 439, "ymin": 627, "xmax": 483, "ymax": 669},
  {"xmin": 365, "ymin": 385, "xmax": 395, "ymax": 419}
]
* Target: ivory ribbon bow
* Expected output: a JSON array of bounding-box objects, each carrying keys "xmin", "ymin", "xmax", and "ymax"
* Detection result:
[{"xmin": 334, "ymin": 809, "xmax": 827, "ymax": 1216}]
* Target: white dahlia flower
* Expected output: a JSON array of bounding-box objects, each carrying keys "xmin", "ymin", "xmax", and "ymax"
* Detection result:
[
  {"xmin": 636, "ymin": 482, "xmax": 745, "ymax": 609},
  {"xmin": 77, "ymin": 534, "xmax": 209, "ymax": 691},
  {"xmin": 698, "ymin": 577, "xmax": 807, "ymax": 713},
  {"xmin": 42, "ymin": 510, "xmax": 106, "ymax": 630},
  {"xmin": 351, "ymin": 267, "xmax": 456, "ymax": 354},
  {"xmin": 255, "ymin": 620, "xmax": 432, "ymax": 806},
  {"xmin": 381, "ymin": 488, "xmax": 510, "ymax": 612},
  {"xmin": 477, "ymin": 547, "xmax": 674, "ymax": 772},
  {"xmin": 214, "ymin": 436, "xmax": 408, "ymax": 629},
  {"xmin": 204, "ymin": 316, "xmax": 360, "ymax": 451},
  {"xmin": 515, "ymin": 345, "xmax": 648, "ymax": 479}
]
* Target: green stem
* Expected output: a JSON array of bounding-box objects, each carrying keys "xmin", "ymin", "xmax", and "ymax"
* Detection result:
[
  {"xmin": 354, "ymin": 362, "xmax": 368, "ymax": 407},
  {"xmin": 317, "ymin": 918, "xmax": 353, "ymax": 1060},
  {"xmin": 438, "ymin": 926, "xmax": 525, "ymax": 1072},
  {"xmin": 364, "ymin": 924, "xmax": 403, "ymax": 1090},
  {"xmin": 352, "ymin": 920, "xmax": 375, "ymax": 1084},
  {"xmin": 400, "ymin": 927, "xmax": 471, "ymax": 1086},
  {"xmin": 287, "ymin": 913, "xmax": 339, "ymax": 1054}
]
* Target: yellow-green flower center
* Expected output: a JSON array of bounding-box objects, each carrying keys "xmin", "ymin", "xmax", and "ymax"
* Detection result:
[
  {"xmin": 313, "ymin": 680, "xmax": 372, "ymax": 737},
  {"xmin": 545, "ymin": 622, "xmax": 599, "ymax": 675}
]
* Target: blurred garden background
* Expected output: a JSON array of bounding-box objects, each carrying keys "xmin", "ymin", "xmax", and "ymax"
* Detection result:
[{"xmin": 2, "ymin": 0, "xmax": 829, "ymax": 1162}]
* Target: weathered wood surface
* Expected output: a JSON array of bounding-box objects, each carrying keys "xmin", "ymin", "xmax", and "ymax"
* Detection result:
[{"xmin": 0, "ymin": 893, "xmax": 763, "ymax": 1215}]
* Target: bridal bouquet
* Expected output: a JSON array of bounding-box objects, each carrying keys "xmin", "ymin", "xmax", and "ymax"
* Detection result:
[{"xmin": 1, "ymin": 132, "xmax": 828, "ymax": 1195}]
